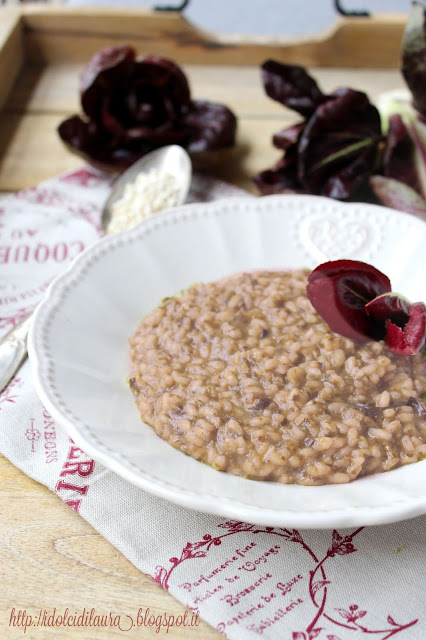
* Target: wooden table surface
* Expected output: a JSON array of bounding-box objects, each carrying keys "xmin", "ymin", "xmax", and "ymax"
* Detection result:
[{"xmin": 0, "ymin": 52, "xmax": 405, "ymax": 639}]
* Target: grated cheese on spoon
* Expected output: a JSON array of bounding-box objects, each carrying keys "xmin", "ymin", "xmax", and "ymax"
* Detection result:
[{"xmin": 107, "ymin": 168, "xmax": 181, "ymax": 233}]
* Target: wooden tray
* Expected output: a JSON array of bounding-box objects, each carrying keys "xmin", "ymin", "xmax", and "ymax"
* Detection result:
[{"xmin": 0, "ymin": 5, "xmax": 406, "ymax": 193}]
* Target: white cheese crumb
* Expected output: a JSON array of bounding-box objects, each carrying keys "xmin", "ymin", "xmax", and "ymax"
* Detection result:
[{"xmin": 107, "ymin": 168, "xmax": 180, "ymax": 233}]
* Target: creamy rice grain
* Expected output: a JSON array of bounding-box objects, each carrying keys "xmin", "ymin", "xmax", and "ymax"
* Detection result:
[{"xmin": 129, "ymin": 270, "xmax": 426, "ymax": 485}]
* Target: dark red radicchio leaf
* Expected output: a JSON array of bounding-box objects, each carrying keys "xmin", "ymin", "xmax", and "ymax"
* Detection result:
[
  {"xmin": 254, "ymin": 123, "xmax": 306, "ymax": 194},
  {"xmin": 253, "ymin": 142, "xmax": 306, "ymax": 195},
  {"xmin": 382, "ymin": 115, "xmax": 420, "ymax": 191},
  {"xmin": 273, "ymin": 123, "xmax": 306, "ymax": 150},
  {"xmin": 401, "ymin": 1, "xmax": 426, "ymax": 117},
  {"xmin": 131, "ymin": 55, "xmax": 191, "ymax": 114},
  {"xmin": 365, "ymin": 292, "xmax": 426, "ymax": 354},
  {"xmin": 261, "ymin": 60, "xmax": 325, "ymax": 117},
  {"xmin": 384, "ymin": 302, "xmax": 426, "ymax": 355},
  {"xmin": 180, "ymin": 100, "xmax": 237, "ymax": 152},
  {"xmin": 298, "ymin": 88, "xmax": 382, "ymax": 199},
  {"xmin": 306, "ymin": 260, "xmax": 391, "ymax": 341},
  {"xmin": 57, "ymin": 115, "xmax": 146, "ymax": 171},
  {"xmin": 364, "ymin": 292, "xmax": 411, "ymax": 325},
  {"xmin": 80, "ymin": 45, "xmax": 136, "ymax": 120}
]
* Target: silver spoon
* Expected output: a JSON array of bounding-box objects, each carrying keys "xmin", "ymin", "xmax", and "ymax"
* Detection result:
[
  {"xmin": 0, "ymin": 145, "xmax": 192, "ymax": 394},
  {"xmin": 102, "ymin": 144, "xmax": 192, "ymax": 231}
]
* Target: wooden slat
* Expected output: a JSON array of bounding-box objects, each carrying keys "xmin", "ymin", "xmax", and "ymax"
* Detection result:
[
  {"xmin": 0, "ymin": 455, "xmax": 218, "ymax": 639},
  {"xmin": 0, "ymin": 112, "xmax": 284, "ymax": 193},
  {"xmin": 0, "ymin": 9, "xmax": 24, "ymax": 110},
  {"xmin": 0, "ymin": 112, "xmax": 82, "ymax": 191},
  {"xmin": 12, "ymin": 5, "xmax": 406, "ymax": 68},
  {"xmin": 3, "ymin": 63, "xmax": 404, "ymax": 117}
]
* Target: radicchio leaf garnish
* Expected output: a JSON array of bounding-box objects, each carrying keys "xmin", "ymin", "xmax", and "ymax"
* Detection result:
[
  {"xmin": 306, "ymin": 260, "xmax": 391, "ymax": 342},
  {"xmin": 364, "ymin": 292, "xmax": 411, "ymax": 325},
  {"xmin": 384, "ymin": 302, "xmax": 426, "ymax": 355},
  {"xmin": 58, "ymin": 47, "xmax": 237, "ymax": 171},
  {"xmin": 366, "ymin": 294, "xmax": 426, "ymax": 355},
  {"xmin": 307, "ymin": 260, "xmax": 426, "ymax": 356}
]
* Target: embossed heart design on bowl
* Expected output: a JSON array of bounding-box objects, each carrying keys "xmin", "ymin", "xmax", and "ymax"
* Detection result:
[{"xmin": 301, "ymin": 216, "xmax": 373, "ymax": 262}]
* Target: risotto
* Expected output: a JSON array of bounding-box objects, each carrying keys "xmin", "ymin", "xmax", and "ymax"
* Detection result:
[{"xmin": 128, "ymin": 270, "xmax": 426, "ymax": 485}]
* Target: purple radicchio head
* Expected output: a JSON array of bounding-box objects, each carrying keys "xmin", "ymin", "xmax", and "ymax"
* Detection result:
[
  {"xmin": 254, "ymin": 60, "xmax": 383, "ymax": 200},
  {"xmin": 58, "ymin": 47, "xmax": 237, "ymax": 171}
]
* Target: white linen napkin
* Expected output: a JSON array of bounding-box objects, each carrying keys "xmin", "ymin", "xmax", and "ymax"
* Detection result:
[{"xmin": 0, "ymin": 166, "xmax": 425, "ymax": 640}]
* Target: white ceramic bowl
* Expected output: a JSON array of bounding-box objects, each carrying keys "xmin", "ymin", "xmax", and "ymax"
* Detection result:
[{"xmin": 28, "ymin": 195, "xmax": 426, "ymax": 528}]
